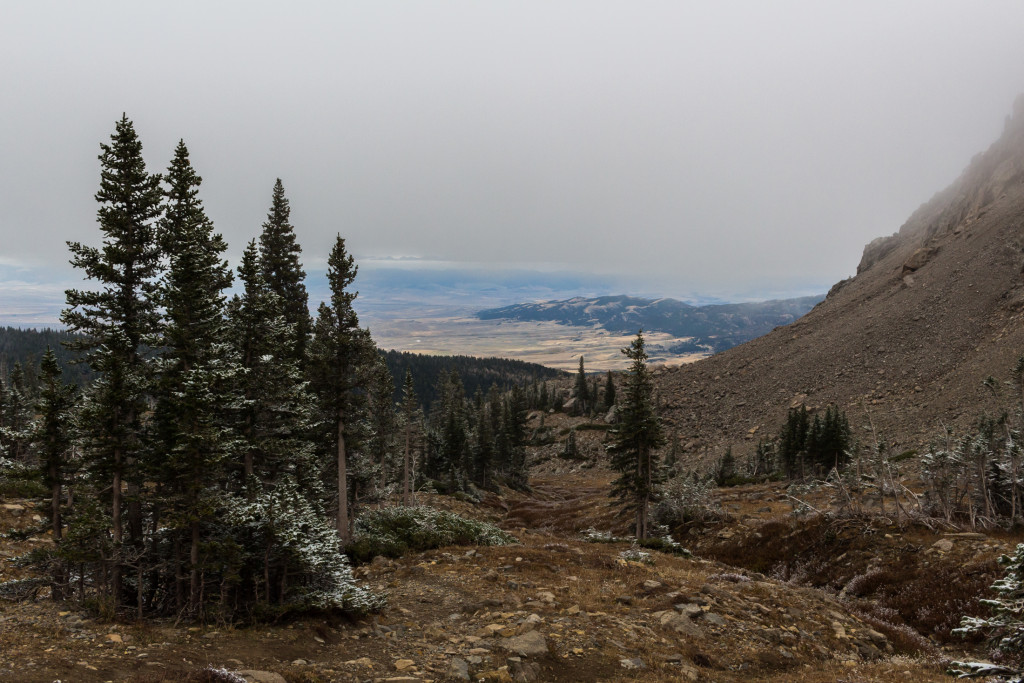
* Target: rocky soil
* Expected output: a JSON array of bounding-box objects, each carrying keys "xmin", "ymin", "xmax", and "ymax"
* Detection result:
[{"xmin": 1, "ymin": 423, "xmax": 1010, "ymax": 683}]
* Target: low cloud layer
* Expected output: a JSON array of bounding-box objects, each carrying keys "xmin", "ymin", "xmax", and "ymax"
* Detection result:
[{"xmin": 3, "ymin": 1, "xmax": 1024, "ymax": 302}]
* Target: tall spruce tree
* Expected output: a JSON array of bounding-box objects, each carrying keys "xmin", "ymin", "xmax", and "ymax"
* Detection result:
[
  {"xmin": 575, "ymin": 355, "xmax": 589, "ymax": 415},
  {"xmin": 259, "ymin": 179, "xmax": 310, "ymax": 363},
  {"xmin": 308, "ymin": 235, "xmax": 370, "ymax": 542},
  {"xmin": 62, "ymin": 115, "xmax": 164, "ymax": 609},
  {"xmin": 608, "ymin": 331, "xmax": 664, "ymax": 539},
  {"xmin": 152, "ymin": 141, "xmax": 236, "ymax": 615}
]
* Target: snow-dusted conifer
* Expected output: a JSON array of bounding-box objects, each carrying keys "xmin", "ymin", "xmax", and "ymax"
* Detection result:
[
  {"xmin": 308, "ymin": 234, "xmax": 371, "ymax": 542},
  {"xmin": 226, "ymin": 241, "xmax": 315, "ymax": 487},
  {"xmin": 258, "ymin": 179, "xmax": 310, "ymax": 363},
  {"xmin": 62, "ymin": 115, "xmax": 163, "ymax": 609},
  {"xmin": 151, "ymin": 140, "xmax": 236, "ymax": 615}
]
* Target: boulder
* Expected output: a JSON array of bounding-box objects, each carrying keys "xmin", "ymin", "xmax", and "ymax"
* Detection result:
[
  {"xmin": 501, "ymin": 630, "xmax": 548, "ymax": 656},
  {"xmin": 237, "ymin": 672, "xmax": 287, "ymax": 683},
  {"xmin": 902, "ymin": 247, "xmax": 937, "ymax": 275}
]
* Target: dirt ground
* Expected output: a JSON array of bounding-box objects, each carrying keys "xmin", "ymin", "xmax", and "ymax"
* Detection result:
[{"xmin": 0, "ymin": 419, "xmax": 1012, "ymax": 682}]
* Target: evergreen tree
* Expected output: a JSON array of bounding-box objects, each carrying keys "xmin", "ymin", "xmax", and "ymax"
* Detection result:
[
  {"xmin": 538, "ymin": 381, "xmax": 549, "ymax": 412},
  {"xmin": 31, "ymin": 348, "xmax": 77, "ymax": 598},
  {"xmin": 574, "ymin": 355, "xmax": 589, "ymax": 415},
  {"xmin": 715, "ymin": 446, "xmax": 736, "ymax": 486},
  {"xmin": 151, "ymin": 141, "xmax": 236, "ymax": 615},
  {"xmin": 0, "ymin": 373, "xmax": 8, "ymax": 457},
  {"xmin": 501, "ymin": 384, "xmax": 529, "ymax": 489},
  {"xmin": 365, "ymin": 354, "xmax": 397, "ymax": 499},
  {"xmin": 259, "ymin": 179, "xmax": 310, "ymax": 363},
  {"xmin": 663, "ymin": 428, "xmax": 679, "ymax": 475},
  {"xmin": 61, "ymin": 115, "xmax": 164, "ymax": 610},
  {"xmin": 400, "ymin": 370, "xmax": 419, "ymax": 506},
  {"xmin": 608, "ymin": 331, "xmax": 664, "ymax": 539},
  {"xmin": 227, "ymin": 242, "xmax": 314, "ymax": 487},
  {"xmin": 778, "ymin": 405, "xmax": 810, "ymax": 479},
  {"xmin": 1, "ymin": 362, "xmax": 32, "ymax": 461},
  {"xmin": 604, "ymin": 370, "xmax": 616, "ymax": 410},
  {"xmin": 472, "ymin": 394, "xmax": 495, "ymax": 487},
  {"xmin": 308, "ymin": 235, "xmax": 370, "ymax": 543}
]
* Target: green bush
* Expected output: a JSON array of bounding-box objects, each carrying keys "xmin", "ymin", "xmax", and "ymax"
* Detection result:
[
  {"xmin": 346, "ymin": 506, "xmax": 517, "ymax": 564},
  {"xmin": 636, "ymin": 536, "xmax": 692, "ymax": 557}
]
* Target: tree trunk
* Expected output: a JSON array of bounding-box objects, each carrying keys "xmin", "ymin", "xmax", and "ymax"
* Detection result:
[
  {"xmin": 112, "ymin": 447, "xmax": 123, "ymax": 610},
  {"xmin": 174, "ymin": 538, "xmax": 183, "ymax": 612},
  {"xmin": 50, "ymin": 467, "xmax": 61, "ymax": 542},
  {"xmin": 50, "ymin": 468, "xmax": 63, "ymax": 601},
  {"xmin": 190, "ymin": 519, "xmax": 200, "ymax": 615},
  {"xmin": 337, "ymin": 412, "xmax": 350, "ymax": 543},
  {"xmin": 403, "ymin": 423, "xmax": 411, "ymax": 507}
]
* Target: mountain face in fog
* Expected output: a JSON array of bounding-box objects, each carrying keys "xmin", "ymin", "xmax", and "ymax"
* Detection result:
[{"xmin": 656, "ymin": 95, "xmax": 1024, "ymax": 463}]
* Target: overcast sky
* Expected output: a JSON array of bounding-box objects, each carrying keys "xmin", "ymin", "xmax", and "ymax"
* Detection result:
[{"xmin": 3, "ymin": 1, "xmax": 1024, "ymax": 311}]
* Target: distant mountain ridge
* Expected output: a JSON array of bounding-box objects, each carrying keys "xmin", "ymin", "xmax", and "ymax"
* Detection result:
[{"xmin": 477, "ymin": 294, "xmax": 823, "ymax": 353}]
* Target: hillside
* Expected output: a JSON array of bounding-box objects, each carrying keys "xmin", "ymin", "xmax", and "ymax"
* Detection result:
[
  {"xmin": 657, "ymin": 95, "xmax": 1024, "ymax": 464},
  {"xmin": 478, "ymin": 295, "xmax": 822, "ymax": 354}
]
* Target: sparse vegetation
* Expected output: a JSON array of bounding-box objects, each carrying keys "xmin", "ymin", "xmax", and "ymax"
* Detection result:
[{"xmin": 344, "ymin": 505, "xmax": 517, "ymax": 564}]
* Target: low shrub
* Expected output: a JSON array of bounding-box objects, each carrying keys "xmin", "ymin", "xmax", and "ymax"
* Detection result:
[
  {"xmin": 636, "ymin": 536, "xmax": 692, "ymax": 557},
  {"xmin": 345, "ymin": 506, "xmax": 517, "ymax": 564}
]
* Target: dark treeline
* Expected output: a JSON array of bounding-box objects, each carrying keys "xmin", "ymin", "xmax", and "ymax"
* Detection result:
[
  {"xmin": 1, "ymin": 329, "xmax": 562, "ymax": 415},
  {"xmin": 0, "ymin": 117, "xmax": 549, "ymax": 623},
  {"xmin": 0, "ymin": 327, "xmax": 93, "ymax": 389},
  {"xmin": 381, "ymin": 349, "xmax": 563, "ymax": 409}
]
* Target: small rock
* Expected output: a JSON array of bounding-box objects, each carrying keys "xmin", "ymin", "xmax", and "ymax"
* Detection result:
[
  {"xmin": 291, "ymin": 659, "xmax": 307, "ymax": 666},
  {"xmin": 642, "ymin": 580, "xmax": 662, "ymax": 592},
  {"xmin": 344, "ymin": 657, "xmax": 373, "ymax": 667},
  {"xmin": 105, "ymin": 634, "xmax": 123, "ymax": 644},
  {"xmin": 674, "ymin": 603, "xmax": 702, "ymax": 617},
  {"xmin": 657, "ymin": 611, "xmax": 703, "ymax": 637},
  {"xmin": 1, "ymin": 504, "xmax": 24, "ymax": 517},
  {"xmin": 704, "ymin": 612, "xmax": 727, "ymax": 627},
  {"xmin": 620, "ymin": 657, "xmax": 646, "ymax": 670},
  {"xmin": 449, "ymin": 657, "xmax": 471, "ymax": 681},
  {"xmin": 508, "ymin": 658, "xmax": 541, "ymax": 682},
  {"xmin": 933, "ymin": 538, "xmax": 954, "ymax": 553},
  {"xmin": 394, "ymin": 658, "xmax": 416, "ymax": 671}
]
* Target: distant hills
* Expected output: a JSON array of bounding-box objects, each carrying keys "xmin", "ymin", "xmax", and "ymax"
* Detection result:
[{"xmin": 477, "ymin": 294, "xmax": 823, "ymax": 354}]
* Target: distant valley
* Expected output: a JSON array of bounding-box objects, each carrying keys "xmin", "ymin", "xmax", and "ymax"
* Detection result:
[{"xmin": 362, "ymin": 291, "xmax": 823, "ymax": 372}]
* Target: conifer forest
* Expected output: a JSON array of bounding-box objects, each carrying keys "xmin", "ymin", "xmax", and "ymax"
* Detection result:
[{"xmin": 0, "ymin": 118, "xmax": 570, "ymax": 622}]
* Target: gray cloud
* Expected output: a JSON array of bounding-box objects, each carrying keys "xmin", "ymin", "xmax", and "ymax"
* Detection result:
[{"xmin": 2, "ymin": 1, "xmax": 1024, "ymax": 302}]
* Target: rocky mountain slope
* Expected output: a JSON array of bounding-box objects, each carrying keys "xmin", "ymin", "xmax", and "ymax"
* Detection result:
[
  {"xmin": 657, "ymin": 95, "xmax": 1024, "ymax": 464},
  {"xmin": 477, "ymin": 295, "xmax": 822, "ymax": 354}
]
